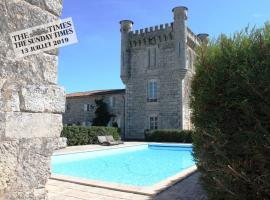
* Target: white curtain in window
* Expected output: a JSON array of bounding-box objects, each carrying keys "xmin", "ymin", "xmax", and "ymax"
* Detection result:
[{"xmin": 148, "ymin": 80, "xmax": 157, "ymax": 99}]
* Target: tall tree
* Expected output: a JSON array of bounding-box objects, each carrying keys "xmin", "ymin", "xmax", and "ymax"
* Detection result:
[
  {"xmin": 92, "ymin": 99, "xmax": 114, "ymax": 126},
  {"xmin": 191, "ymin": 24, "xmax": 270, "ymax": 200}
]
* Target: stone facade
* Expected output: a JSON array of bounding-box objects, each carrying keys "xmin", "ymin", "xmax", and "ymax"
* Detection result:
[
  {"xmin": 63, "ymin": 89, "xmax": 125, "ymax": 135},
  {"xmin": 120, "ymin": 6, "xmax": 207, "ymax": 139},
  {"xmin": 63, "ymin": 6, "xmax": 207, "ymax": 140},
  {"xmin": 0, "ymin": 0, "xmax": 66, "ymax": 199}
]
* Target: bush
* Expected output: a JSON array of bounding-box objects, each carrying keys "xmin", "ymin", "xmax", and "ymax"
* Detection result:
[
  {"xmin": 191, "ymin": 24, "xmax": 270, "ymax": 200},
  {"xmin": 61, "ymin": 126, "xmax": 120, "ymax": 146},
  {"xmin": 145, "ymin": 129, "xmax": 193, "ymax": 143},
  {"xmin": 92, "ymin": 99, "xmax": 114, "ymax": 126}
]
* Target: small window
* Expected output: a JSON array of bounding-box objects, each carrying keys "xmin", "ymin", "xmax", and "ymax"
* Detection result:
[
  {"xmin": 148, "ymin": 49, "xmax": 150, "ymax": 67},
  {"xmin": 149, "ymin": 116, "xmax": 158, "ymax": 130},
  {"xmin": 147, "ymin": 80, "xmax": 157, "ymax": 102},
  {"xmin": 147, "ymin": 47, "xmax": 157, "ymax": 68},
  {"xmin": 109, "ymin": 96, "xmax": 115, "ymax": 108},
  {"xmin": 87, "ymin": 104, "xmax": 91, "ymax": 111},
  {"xmin": 66, "ymin": 103, "xmax": 71, "ymax": 112},
  {"xmin": 84, "ymin": 104, "xmax": 91, "ymax": 112}
]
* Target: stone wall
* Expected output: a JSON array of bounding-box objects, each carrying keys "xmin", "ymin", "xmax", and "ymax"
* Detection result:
[
  {"xmin": 63, "ymin": 91, "xmax": 125, "ymax": 136},
  {"xmin": 0, "ymin": 0, "xmax": 65, "ymax": 199},
  {"xmin": 120, "ymin": 6, "xmax": 201, "ymax": 139},
  {"xmin": 182, "ymin": 46, "xmax": 196, "ymax": 130},
  {"xmin": 123, "ymin": 41, "xmax": 184, "ymax": 138}
]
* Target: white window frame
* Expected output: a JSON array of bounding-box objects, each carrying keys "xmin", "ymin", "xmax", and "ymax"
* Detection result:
[
  {"xmin": 84, "ymin": 104, "xmax": 91, "ymax": 112},
  {"xmin": 147, "ymin": 79, "xmax": 157, "ymax": 102},
  {"xmin": 149, "ymin": 115, "xmax": 158, "ymax": 130}
]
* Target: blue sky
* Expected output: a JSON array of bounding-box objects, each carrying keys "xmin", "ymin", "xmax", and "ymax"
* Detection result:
[{"xmin": 59, "ymin": 0, "xmax": 270, "ymax": 93}]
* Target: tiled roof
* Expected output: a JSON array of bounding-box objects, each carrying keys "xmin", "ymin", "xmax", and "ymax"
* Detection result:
[{"xmin": 66, "ymin": 89, "xmax": 125, "ymax": 98}]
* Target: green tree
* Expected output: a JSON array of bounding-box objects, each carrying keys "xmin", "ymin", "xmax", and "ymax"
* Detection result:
[
  {"xmin": 191, "ymin": 23, "xmax": 270, "ymax": 200},
  {"xmin": 92, "ymin": 99, "xmax": 114, "ymax": 126}
]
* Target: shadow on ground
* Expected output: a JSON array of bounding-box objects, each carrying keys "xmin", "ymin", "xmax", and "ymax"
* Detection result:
[{"xmin": 154, "ymin": 172, "xmax": 208, "ymax": 200}]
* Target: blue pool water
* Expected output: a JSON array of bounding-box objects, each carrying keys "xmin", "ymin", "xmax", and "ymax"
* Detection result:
[{"xmin": 52, "ymin": 144, "xmax": 194, "ymax": 187}]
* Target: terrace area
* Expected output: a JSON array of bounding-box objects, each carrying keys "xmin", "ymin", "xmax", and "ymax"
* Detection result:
[{"xmin": 47, "ymin": 143, "xmax": 207, "ymax": 200}]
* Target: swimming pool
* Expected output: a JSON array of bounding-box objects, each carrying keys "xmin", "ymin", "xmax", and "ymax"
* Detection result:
[{"xmin": 52, "ymin": 144, "xmax": 195, "ymax": 187}]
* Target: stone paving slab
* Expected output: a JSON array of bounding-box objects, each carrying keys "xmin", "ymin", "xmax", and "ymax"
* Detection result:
[
  {"xmin": 47, "ymin": 179, "xmax": 151, "ymax": 200},
  {"xmin": 47, "ymin": 173, "xmax": 207, "ymax": 200},
  {"xmin": 154, "ymin": 173, "xmax": 207, "ymax": 200}
]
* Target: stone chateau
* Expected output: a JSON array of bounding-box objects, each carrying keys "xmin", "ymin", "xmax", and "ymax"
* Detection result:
[
  {"xmin": 63, "ymin": 6, "xmax": 208, "ymax": 139},
  {"xmin": 63, "ymin": 89, "xmax": 125, "ymax": 129}
]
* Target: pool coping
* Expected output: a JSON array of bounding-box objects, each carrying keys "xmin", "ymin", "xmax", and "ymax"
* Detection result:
[
  {"xmin": 50, "ymin": 143, "xmax": 197, "ymax": 197},
  {"xmin": 52, "ymin": 142, "xmax": 192, "ymax": 156},
  {"xmin": 52, "ymin": 143, "xmax": 148, "ymax": 156}
]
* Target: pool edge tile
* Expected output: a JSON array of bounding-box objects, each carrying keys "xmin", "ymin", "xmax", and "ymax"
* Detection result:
[{"xmin": 50, "ymin": 165, "xmax": 197, "ymax": 197}]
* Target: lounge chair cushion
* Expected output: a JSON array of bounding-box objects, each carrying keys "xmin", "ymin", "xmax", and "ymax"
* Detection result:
[
  {"xmin": 97, "ymin": 136, "xmax": 109, "ymax": 145},
  {"xmin": 105, "ymin": 135, "xmax": 115, "ymax": 142},
  {"xmin": 105, "ymin": 135, "xmax": 124, "ymax": 144}
]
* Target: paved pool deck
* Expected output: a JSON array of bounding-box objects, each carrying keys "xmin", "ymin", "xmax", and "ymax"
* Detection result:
[{"xmin": 47, "ymin": 142, "xmax": 208, "ymax": 200}]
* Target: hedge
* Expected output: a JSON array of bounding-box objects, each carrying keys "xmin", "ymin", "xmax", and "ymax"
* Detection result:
[
  {"xmin": 145, "ymin": 129, "xmax": 193, "ymax": 143},
  {"xmin": 61, "ymin": 126, "xmax": 120, "ymax": 146},
  {"xmin": 191, "ymin": 23, "xmax": 270, "ymax": 200}
]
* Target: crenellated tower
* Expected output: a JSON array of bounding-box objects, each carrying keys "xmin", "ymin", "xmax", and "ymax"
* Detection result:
[
  {"xmin": 120, "ymin": 6, "xmax": 208, "ymax": 139},
  {"xmin": 120, "ymin": 20, "xmax": 133, "ymax": 84},
  {"xmin": 173, "ymin": 6, "xmax": 188, "ymax": 70}
]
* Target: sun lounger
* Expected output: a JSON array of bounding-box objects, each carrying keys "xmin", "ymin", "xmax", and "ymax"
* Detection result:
[
  {"xmin": 105, "ymin": 135, "xmax": 124, "ymax": 145},
  {"xmin": 97, "ymin": 136, "xmax": 110, "ymax": 146},
  {"xmin": 97, "ymin": 135, "xmax": 124, "ymax": 146}
]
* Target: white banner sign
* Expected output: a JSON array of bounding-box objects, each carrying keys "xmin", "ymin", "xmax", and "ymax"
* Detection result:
[{"xmin": 10, "ymin": 17, "xmax": 78, "ymax": 58}]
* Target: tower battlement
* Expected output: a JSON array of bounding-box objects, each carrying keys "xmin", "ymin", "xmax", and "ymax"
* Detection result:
[
  {"xmin": 127, "ymin": 23, "xmax": 200, "ymax": 48},
  {"xmin": 130, "ymin": 22, "xmax": 174, "ymax": 36},
  {"xmin": 120, "ymin": 6, "xmax": 206, "ymax": 49},
  {"xmin": 128, "ymin": 22, "xmax": 174, "ymax": 48}
]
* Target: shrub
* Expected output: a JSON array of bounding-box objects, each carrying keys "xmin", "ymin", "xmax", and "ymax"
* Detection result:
[
  {"xmin": 191, "ymin": 24, "xmax": 270, "ymax": 200},
  {"xmin": 92, "ymin": 99, "xmax": 114, "ymax": 126},
  {"xmin": 145, "ymin": 129, "xmax": 193, "ymax": 143},
  {"xmin": 61, "ymin": 126, "xmax": 120, "ymax": 146}
]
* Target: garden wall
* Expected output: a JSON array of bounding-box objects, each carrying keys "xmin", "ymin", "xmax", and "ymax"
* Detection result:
[{"xmin": 0, "ymin": 0, "xmax": 66, "ymax": 199}]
